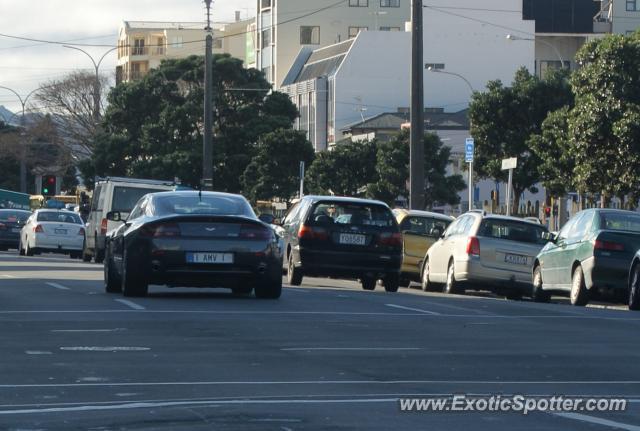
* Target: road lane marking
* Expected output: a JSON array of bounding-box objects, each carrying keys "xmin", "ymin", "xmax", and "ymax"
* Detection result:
[
  {"xmin": 24, "ymin": 351, "xmax": 52, "ymax": 355},
  {"xmin": 385, "ymin": 304, "xmax": 440, "ymax": 315},
  {"xmin": 51, "ymin": 329, "xmax": 127, "ymax": 333},
  {"xmin": 60, "ymin": 347, "xmax": 150, "ymax": 352},
  {"xmin": 281, "ymin": 347, "xmax": 421, "ymax": 351},
  {"xmin": 114, "ymin": 299, "xmax": 145, "ymax": 310},
  {"xmin": 1, "ymin": 274, "xmax": 16, "ymax": 278},
  {"xmin": 553, "ymin": 412, "xmax": 640, "ymax": 431},
  {"xmin": 46, "ymin": 282, "xmax": 70, "ymax": 290}
]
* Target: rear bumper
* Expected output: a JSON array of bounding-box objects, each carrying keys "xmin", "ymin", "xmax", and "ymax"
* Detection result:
[
  {"xmin": 297, "ymin": 247, "xmax": 402, "ymax": 279},
  {"xmin": 455, "ymin": 257, "xmax": 533, "ymax": 291},
  {"xmin": 582, "ymin": 255, "xmax": 631, "ymax": 291},
  {"xmin": 33, "ymin": 235, "xmax": 84, "ymax": 252}
]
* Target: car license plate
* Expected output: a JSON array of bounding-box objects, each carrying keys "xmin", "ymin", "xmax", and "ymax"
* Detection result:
[
  {"xmin": 504, "ymin": 253, "xmax": 528, "ymax": 265},
  {"xmin": 339, "ymin": 233, "xmax": 366, "ymax": 245},
  {"xmin": 54, "ymin": 229, "xmax": 67, "ymax": 235},
  {"xmin": 186, "ymin": 252, "xmax": 234, "ymax": 264}
]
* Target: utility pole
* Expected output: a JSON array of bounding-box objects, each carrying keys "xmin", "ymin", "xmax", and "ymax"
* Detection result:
[
  {"xmin": 410, "ymin": 0, "xmax": 425, "ymax": 210},
  {"xmin": 203, "ymin": 0, "xmax": 214, "ymax": 191}
]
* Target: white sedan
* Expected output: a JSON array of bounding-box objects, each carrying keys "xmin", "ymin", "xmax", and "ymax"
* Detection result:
[{"xmin": 19, "ymin": 210, "xmax": 86, "ymax": 259}]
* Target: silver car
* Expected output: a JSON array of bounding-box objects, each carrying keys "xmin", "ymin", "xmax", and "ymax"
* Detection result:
[{"xmin": 421, "ymin": 211, "xmax": 549, "ymax": 298}]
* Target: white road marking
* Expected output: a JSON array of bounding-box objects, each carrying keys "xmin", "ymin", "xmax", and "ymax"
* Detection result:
[
  {"xmin": 553, "ymin": 412, "xmax": 640, "ymax": 431},
  {"xmin": 59, "ymin": 347, "xmax": 150, "ymax": 352},
  {"xmin": 114, "ymin": 299, "xmax": 145, "ymax": 310},
  {"xmin": 385, "ymin": 304, "xmax": 440, "ymax": 315},
  {"xmin": 46, "ymin": 282, "xmax": 70, "ymax": 290},
  {"xmin": 281, "ymin": 347, "xmax": 421, "ymax": 351},
  {"xmin": 24, "ymin": 351, "xmax": 52, "ymax": 355},
  {"xmin": 1, "ymin": 274, "xmax": 16, "ymax": 278},
  {"xmin": 51, "ymin": 329, "xmax": 127, "ymax": 333}
]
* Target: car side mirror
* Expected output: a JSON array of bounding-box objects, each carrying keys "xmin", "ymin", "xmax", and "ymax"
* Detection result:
[
  {"xmin": 541, "ymin": 231, "xmax": 557, "ymax": 243},
  {"xmin": 106, "ymin": 211, "xmax": 123, "ymax": 223}
]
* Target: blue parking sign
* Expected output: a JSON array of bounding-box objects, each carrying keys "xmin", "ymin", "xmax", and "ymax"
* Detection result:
[{"xmin": 465, "ymin": 138, "xmax": 474, "ymax": 163}]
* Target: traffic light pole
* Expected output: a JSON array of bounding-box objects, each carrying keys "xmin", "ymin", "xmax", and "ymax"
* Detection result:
[
  {"xmin": 410, "ymin": 0, "xmax": 425, "ymax": 210},
  {"xmin": 203, "ymin": 0, "xmax": 214, "ymax": 191}
]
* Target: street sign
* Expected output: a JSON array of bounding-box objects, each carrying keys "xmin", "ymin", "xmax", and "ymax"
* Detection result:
[
  {"xmin": 465, "ymin": 138, "xmax": 475, "ymax": 163},
  {"xmin": 501, "ymin": 157, "xmax": 518, "ymax": 170}
]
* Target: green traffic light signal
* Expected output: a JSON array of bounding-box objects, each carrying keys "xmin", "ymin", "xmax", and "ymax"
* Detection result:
[{"xmin": 43, "ymin": 188, "xmax": 49, "ymax": 194}]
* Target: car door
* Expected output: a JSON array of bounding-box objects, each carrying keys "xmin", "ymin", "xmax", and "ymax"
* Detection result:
[
  {"xmin": 541, "ymin": 215, "xmax": 579, "ymax": 288},
  {"xmin": 112, "ymin": 197, "xmax": 146, "ymax": 273},
  {"xmin": 556, "ymin": 211, "xmax": 592, "ymax": 287},
  {"xmin": 280, "ymin": 201, "xmax": 302, "ymax": 265},
  {"xmin": 429, "ymin": 217, "xmax": 464, "ymax": 281},
  {"xmin": 86, "ymin": 184, "xmax": 104, "ymax": 249},
  {"xmin": 400, "ymin": 216, "xmax": 430, "ymax": 273}
]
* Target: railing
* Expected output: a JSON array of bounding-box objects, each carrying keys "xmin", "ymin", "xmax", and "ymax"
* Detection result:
[{"xmin": 132, "ymin": 46, "xmax": 148, "ymax": 56}]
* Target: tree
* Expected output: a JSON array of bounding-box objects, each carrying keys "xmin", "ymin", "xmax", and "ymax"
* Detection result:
[
  {"xmin": 368, "ymin": 130, "xmax": 466, "ymax": 209},
  {"xmin": 568, "ymin": 33, "xmax": 640, "ymax": 207},
  {"xmin": 469, "ymin": 68, "xmax": 573, "ymax": 211},
  {"xmin": 305, "ymin": 139, "xmax": 378, "ymax": 196},
  {"xmin": 84, "ymin": 54, "xmax": 299, "ymax": 191},
  {"xmin": 241, "ymin": 129, "xmax": 315, "ymax": 202}
]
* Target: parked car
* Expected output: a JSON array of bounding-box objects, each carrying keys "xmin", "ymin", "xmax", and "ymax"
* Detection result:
[
  {"xmin": 19, "ymin": 209, "xmax": 85, "ymax": 258},
  {"xmin": 103, "ymin": 191, "xmax": 282, "ymax": 298},
  {"xmin": 0, "ymin": 209, "xmax": 31, "ymax": 251},
  {"xmin": 422, "ymin": 211, "xmax": 549, "ymax": 298},
  {"xmin": 279, "ymin": 196, "xmax": 402, "ymax": 292},
  {"xmin": 533, "ymin": 209, "xmax": 640, "ymax": 306},
  {"xmin": 393, "ymin": 209, "xmax": 454, "ymax": 287},
  {"xmin": 84, "ymin": 177, "xmax": 175, "ymax": 263}
]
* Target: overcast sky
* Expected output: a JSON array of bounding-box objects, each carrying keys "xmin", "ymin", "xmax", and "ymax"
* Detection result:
[{"xmin": 0, "ymin": 0, "xmax": 254, "ymax": 113}]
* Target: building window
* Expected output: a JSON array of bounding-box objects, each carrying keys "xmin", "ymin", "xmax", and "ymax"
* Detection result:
[
  {"xmin": 261, "ymin": 28, "xmax": 271, "ymax": 48},
  {"xmin": 349, "ymin": 0, "xmax": 368, "ymax": 6},
  {"xmin": 171, "ymin": 36, "xmax": 183, "ymax": 48},
  {"xmin": 348, "ymin": 26, "xmax": 368, "ymax": 38},
  {"xmin": 540, "ymin": 60, "xmax": 571, "ymax": 78},
  {"xmin": 425, "ymin": 63, "xmax": 445, "ymax": 70},
  {"xmin": 261, "ymin": 0, "xmax": 272, "ymax": 8},
  {"xmin": 381, "ymin": 0, "xmax": 400, "ymax": 7},
  {"xmin": 153, "ymin": 37, "xmax": 165, "ymax": 55},
  {"xmin": 300, "ymin": 26, "xmax": 320, "ymax": 45},
  {"xmin": 133, "ymin": 38, "xmax": 146, "ymax": 55},
  {"xmin": 627, "ymin": 0, "xmax": 637, "ymax": 11},
  {"xmin": 213, "ymin": 38, "xmax": 223, "ymax": 49},
  {"xmin": 380, "ymin": 26, "xmax": 401, "ymax": 31}
]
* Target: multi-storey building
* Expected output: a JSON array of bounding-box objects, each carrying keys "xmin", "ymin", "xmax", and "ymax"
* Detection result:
[
  {"xmin": 596, "ymin": 0, "xmax": 640, "ymax": 34},
  {"xmin": 256, "ymin": 0, "xmax": 410, "ymax": 88},
  {"xmin": 116, "ymin": 16, "xmax": 255, "ymax": 84}
]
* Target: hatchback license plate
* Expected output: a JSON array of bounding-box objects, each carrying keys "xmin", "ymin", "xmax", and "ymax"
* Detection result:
[
  {"xmin": 339, "ymin": 233, "xmax": 366, "ymax": 245},
  {"xmin": 504, "ymin": 253, "xmax": 528, "ymax": 265},
  {"xmin": 54, "ymin": 229, "xmax": 67, "ymax": 235},
  {"xmin": 186, "ymin": 252, "xmax": 234, "ymax": 264}
]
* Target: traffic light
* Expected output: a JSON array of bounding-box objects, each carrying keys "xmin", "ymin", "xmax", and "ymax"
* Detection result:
[
  {"xmin": 41, "ymin": 175, "xmax": 57, "ymax": 197},
  {"xmin": 544, "ymin": 206, "xmax": 551, "ymax": 218}
]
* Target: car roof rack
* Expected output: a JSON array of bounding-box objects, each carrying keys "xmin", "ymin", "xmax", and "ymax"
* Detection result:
[{"xmin": 94, "ymin": 176, "xmax": 176, "ymax": 186}]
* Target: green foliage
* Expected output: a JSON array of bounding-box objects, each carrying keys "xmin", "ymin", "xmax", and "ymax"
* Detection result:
[
  {"xmin": 241, "ymin": 129, "xmax": 315, "ymax": 202},
  {"xmin": 305, "ymin": 140, "xmax": 378, "ymax": 196},
  {"xmin": 84, "ymin": 54, "xmax": 299, "ymax": 192}
]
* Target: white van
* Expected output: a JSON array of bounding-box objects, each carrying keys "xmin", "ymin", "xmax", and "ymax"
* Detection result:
[{"xmin": 83, "ymin": 177, "xmax": 175, "ymax": 262}]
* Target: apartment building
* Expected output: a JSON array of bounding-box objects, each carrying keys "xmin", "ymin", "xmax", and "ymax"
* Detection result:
[
  {"xmin": 116, "ymin": 17, "xmax": 255, "ymax": 84},
  {"xmin": 595, "ymin": 0, "xmax": 640, "ymax": 34},
  {"xmin": 256, "ymin": 0, "xmax": 410, "ymax": 88}
]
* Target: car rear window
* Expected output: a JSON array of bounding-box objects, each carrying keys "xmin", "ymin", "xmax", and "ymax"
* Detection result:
[
  {"xmin": 112, "ymin": 187, "xmax": 162, "ymax": 213},
  {"xmin": 154, "ymin": 194, "xmax": 255, "ymax": 217},
  {"xmin": 0, "ymin": 210, "xmax": 30, "ymax": 223},
  {"xmin": 600, "ymin": 212, "xmax": 640, "ymax": 233},
  {"xmin": 308, "ymin": 202, "xmax": 395, "ymax": 228},
  {"xmin": 478, "ymin": 219, "xmax": 548, "ymax": 245},
  {"xmin": 37, "ymin": 211, "xmax": 82, "ymax": 224}
]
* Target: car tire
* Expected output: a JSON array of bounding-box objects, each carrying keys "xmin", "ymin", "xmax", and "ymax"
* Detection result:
[
  {"xmin": 104, "ymin": 250, "xmax": 122, "ymax": 294},
  {"xmin": 629, "ymin": 263, "xmax": 640, "ymax": 311},
  {"xmin": 121, "ymin": 249, "xmax": 148, "ymax": 297},
  {"xmin": 444, "ymin": 261, "xmax": 463, "ymax": 295},
  {"xmin": 531, "ymin": 265, "xmax": 551, "ymax": 303},
  {"xmin": 570, "ymin": 265, "xmax": 589, "ymax": 306},
  {"xmin": 287, "ymin": 252, "xmax": 303, "ymax": 286},
  {"xmin": 421, "ymin": 259, "xmax": 438, "ymax": 292},
  {"xmin": 383, "ymin": 275, "xmax": 400, "ymax": 293},
  {"xmin": 25, "ymin": 242, "xmax": 33, "ymax": 257},
  {"xmin": 18, "ymin": 240, "xmax": 24, "ymax": 256},
  {"xmin": 82, "ymin": 242, "xmax": 92, "ymax": 262},
  {"xmin": 94, "ymin": 247, "xmax": 105, "ymax": 264},
  {"xmin": 255, "ymin": 276, "xmax": 282, "ymax": 299},
  {"xmin": 232, "ymin": 287, "xmax": 253, "ymax": 296},
  {"xmin": 361, "ymin": 277, "xmax": 376, "ymax": 291}
]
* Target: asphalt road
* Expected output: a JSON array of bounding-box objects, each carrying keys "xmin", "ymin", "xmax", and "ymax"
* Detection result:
[{"xmin": 1, "ymin": 251, "xmax": 640, "ymax": 431}]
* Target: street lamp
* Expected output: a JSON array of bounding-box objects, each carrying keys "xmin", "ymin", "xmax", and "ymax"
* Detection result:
[
  {"xmin": 506, "ymin": 34, "xmax": 565, "ymax": 68},
  {"xmin": 63, "ymin": 45, "xmax": 117, "ymax": 121},
  {"xmin": 0, "ymin": 85, "xmax": 43, "ymax": 193}
]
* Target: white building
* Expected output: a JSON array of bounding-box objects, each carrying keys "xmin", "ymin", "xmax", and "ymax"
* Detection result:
[{"xmin": 256, "ymin": 0, "xmax": 410, "ymax": 88}]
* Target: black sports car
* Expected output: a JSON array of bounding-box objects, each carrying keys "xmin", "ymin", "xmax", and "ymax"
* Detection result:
[{"xmin": 103, "ymin": 191, "xmax": 283, "ymax": 298}]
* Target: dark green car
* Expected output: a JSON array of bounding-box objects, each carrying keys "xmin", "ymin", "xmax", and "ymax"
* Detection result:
[{"xmin": 532, "ymin": 209, "xmax": 640, "ymax": 306}]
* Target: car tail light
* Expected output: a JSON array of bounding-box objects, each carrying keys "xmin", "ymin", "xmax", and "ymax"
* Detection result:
[
  {"xmin": 148, "ymin": 223, "xmax": 181, "ymax": 238},
  {"xmin": 78, "ymin": 227, "xmax": 85, "ymax": 236},
  {"xmin": 100, "ymin": 218, "xmax": 108, "ymax": 235},
  {"xmin": 239, "ymin": 224, "xmax": 272, "ymax": 240},
  {"xmin": 594, "ymin": 240, "xmax": 625, "ymax": 252},
  {"xmin": 466, "ymin": 236, "xmax": 481, "ymax": 256},
  {"xmin": 378, "ymin": 231, "xmax": 402, "ymax": 247},
  {"xmin": 34, "ymin": 224, "xmax": 44, "ymax": 233},
  {"xmin": 298, "ymin": 224, "xmax": 329, "ymax": 240}
]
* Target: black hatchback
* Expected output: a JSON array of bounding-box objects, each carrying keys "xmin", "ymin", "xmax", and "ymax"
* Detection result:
[
  {"xmin": 279, "ymin": 196, "xmax": 402, "ymax": 292},
  {"xmin": 0, "ymin": 209, "xmax": 31, "ymax": 250}
]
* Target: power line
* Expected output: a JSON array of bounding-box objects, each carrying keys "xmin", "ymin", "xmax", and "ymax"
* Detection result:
[
  {"xmin": 424, "ymin": 5, "xmax": 520, "ymax": 13},
  {"xmin": 0, "ymin": 34, "xmax": 117, "ymax": 51},
  {"xmin": 423, "ymin": 5, "xmax": 535, "ymax": 38}
]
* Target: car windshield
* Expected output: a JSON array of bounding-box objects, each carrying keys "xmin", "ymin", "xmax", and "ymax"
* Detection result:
[
  {"xmin": 309, "ymin": 202, "xmax": 395, "ymax": 228},
  {"xmin": 600, "ymin": 211, "xmax": 640, "ymax": 233},
  {"xmin": 154, "ymin": 194, "xmax": 255, "ymax": 217},
  {"xmin": 478, "ymin": 219, "xmax": 548, "ymax": 244},
  {"xmin": 401, "ymin": 216, "xmax": 452, "ymax": 236},
  {"xmin": 112, "ymin": 187, "xmax": 163, "ymax": 213},
  {"xmin": 0, "ymin": 210, "xmax": 30, "ymax": 223},
  {"xmin": 37, "ymin": 211, "xmax": 82, "ymax": 224}
]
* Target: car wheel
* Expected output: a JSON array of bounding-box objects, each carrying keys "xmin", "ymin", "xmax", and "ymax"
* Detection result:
[
  {"xmin": 629, "ymin": 263, "xmax": 640, "ymax": 311},
  {"xmin": 531, "ymin": 265, "xmax": 551, "ymax": 303},
  {"xmin": 361, "ymin": 277, "xmax": 376, "ymax": 291},
  {"xmin": 570, "ymin": 265, "xmax": 589, "ymax": 306},
  {"xmin": 255, "ymin": 276, "xmax": 282, "ymax": 299},
  {"xmin": 25, "ymin": 242, "xmax": 33, "ymax": 256},
  {"xmin": 104, "ymin": 249, "xmax": 122, "ymax": 294},
  {"xmin": 421, "ymin": 259, "xmax": 438, "ymax": 292},
  {"xmin": 94, "ymin": 247, "xmax": 105, "ymax": 264},
  {"xmin": 287, "ymin": 252, "xmax": 303, "ymax": 286},
  {"xmin": 18, "ymin": 239, "xmax": 24, "ymax": 256},
  {"xmin": 82, "ymin": 241, "xmax": 92, "ymax": 262},
  {"xmin": 232, "ymin": 287, "xmax": 253, "ymax": 296},
  {"xmin": 444, "ymin": 261, "xmax": 463, "ymax": 295},
  {"xmin": 383, "ymin": 274, "xmax": 400, "ymax": 293},
  {"xmin": 121, "ymin": 249, "xmax": 148, "ymax": 297}
]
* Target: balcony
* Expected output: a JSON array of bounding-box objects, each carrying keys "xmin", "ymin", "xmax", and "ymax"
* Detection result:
[
  {"xmin": 131, "ymin": 46, "xmax": 148, "ymax": 56},
  {"xmin": 152, "ymin": 47, "xmax": 166, "ymax": 56}
]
